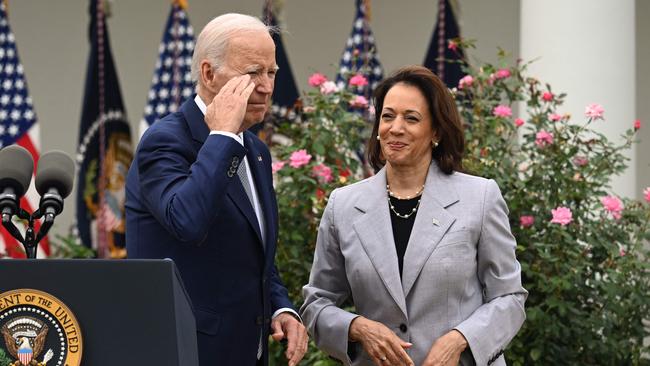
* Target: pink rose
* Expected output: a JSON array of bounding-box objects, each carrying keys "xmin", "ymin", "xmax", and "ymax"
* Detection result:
[
  {"xmin": 535, "ymin": 130, "xmax": 554, "ymax": 147},
  {"xmin": 495, "ymin": 68, "xmax": 511, "ymax": 79},
  {"xmin": 289, "ymin": 149, "xmax": 312, "ymax": 168},
  {"xmin": 271, "ymin": 161, "xmax": 285, "ymax": 174},
  {"xmin": 573, "ymin": 156, "xmax": 588, "ymax": 167},
  {"xmin": 644, "ymin": 187, "xmax": 650, "ymax": 203},
  {"xmin": 600, "ymin": 195, "xmax": 623, "ymax": 220},
  {"xmin": 493, "ymin": 105, "xmax": 512, "ymax": 118},
  {"xmin": 320, "ymin": 81, "xmax": 339, "ymax": 95},
  {"xmin": 634, "ymin": 119, "xmax": 641, "ymax": 130},
  {"xmin": 312, "ymin": 163, "xmax": 333, "ymax": 183},
  {"xmin": 349, "ymin": 74, "xmax": 368, "ymax": 87},
  {"xmin": 520, "ymin": 215, "xmax": 535, "ymax": 228},
  {"xmin": 620, "ymin": 248, "xmax": 626, "ymax": 257},
  {"xmin": 308, "ymin": 73, "xmax": 328, "ymax": 87},
  {"xmin": 549, "ymin": 113, "xmax": 562, "ymax": 122},
  {"xmin": 458, "ymin": 75, "xmax": 474, "ymax": 89},
  {"xmin": 448, "ymin": 40, "xmax": 458, "ymax": 51},
  {"xmin": 585, "ymin": 103, "xmax": 604, "ymax": 119},
  {"xmin": 349, "ymin": 95, "xmax": 369, "ymax": 108},
  {"xmin": 515, "ymin": 118, "xmax": 525, "ymax": 127},
  {"xmin": 542, "ymin": 92, "xmax": 554, "ymax": 102},
  {"xmin": 550, "ymin": 206, "xmax": 573, "ymax": 226}
]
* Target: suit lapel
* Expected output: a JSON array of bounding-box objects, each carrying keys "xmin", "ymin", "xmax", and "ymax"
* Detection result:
[
  {"xmin": 181, "ymin": 98, "xmax": 264, "ymax": 246},
  {"xmin": 244, "ymin": 132, "xmax": 274, "ymax": 251},
  {"xmin": 353, "ymin": 169, "xmax": 408, "ymax": 316},
  {"xmin": 401, "ymin": 163, "xmax": 459, "ymax": 297},
  {"xmin": 226, "ymin": 177, "xmax": 264, "ymax": 245}
]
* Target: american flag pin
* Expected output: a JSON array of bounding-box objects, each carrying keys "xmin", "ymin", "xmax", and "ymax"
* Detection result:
[
  {"xmin": 432, "ymin": 218, "xmax": 440, "ymax": 226},
  {"xmin": 257, "ymin": 155, "xmax": 263, "ymax": 162}
]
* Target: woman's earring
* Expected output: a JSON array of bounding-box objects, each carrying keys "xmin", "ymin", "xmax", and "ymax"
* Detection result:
[
  {"xmin": 376, "ymin": 135, "xmax": 380, "ymax": 141},
  {"xmin": 432, "ymin": 140, "xmax": 439, "ymax": 148}
]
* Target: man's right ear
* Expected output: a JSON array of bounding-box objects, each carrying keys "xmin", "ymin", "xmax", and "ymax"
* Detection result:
[{"xmin": 200, "ymin": 61, "xmax": 215, "ymax": 89}]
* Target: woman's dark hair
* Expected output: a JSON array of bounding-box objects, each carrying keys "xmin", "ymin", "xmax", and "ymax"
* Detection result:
[{"xmin": 366, "ymin": 65, "xmax": 464, "ymax": 174}]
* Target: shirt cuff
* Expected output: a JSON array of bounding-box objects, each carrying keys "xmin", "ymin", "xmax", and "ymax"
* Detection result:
[
  {"xmin": 272, "ymin": 308, "xmax": 302, "ymax": 323},
  {"xmin": 209, "ymin": 131, "xmax": 242, "ymax": 145}
]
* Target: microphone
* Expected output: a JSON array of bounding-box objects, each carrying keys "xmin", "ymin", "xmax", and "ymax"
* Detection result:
[
  {"xmin": 0, "ymin": 145, "xmax": 34, "ymax": 217},
  {"xmin": 35, "ymin": 150, "xmax": 75, "ymax": 218}
]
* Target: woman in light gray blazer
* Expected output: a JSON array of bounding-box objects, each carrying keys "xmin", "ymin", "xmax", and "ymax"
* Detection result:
[{"xmin": 301, "ymin": 66, "xmax": 527, "ymax": 366}]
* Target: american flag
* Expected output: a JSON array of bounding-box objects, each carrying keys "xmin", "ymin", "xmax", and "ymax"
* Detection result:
[
  {"xmin": 140, "ymin": 0, "xmax": 194, "ymax": 138},
  {"xmin": 0, "ymin": 0, "xmax": 49, "ymax": 258},
  {"xmin": 336, "ymin": 0, "xmax": 383, "ymax": 99}
]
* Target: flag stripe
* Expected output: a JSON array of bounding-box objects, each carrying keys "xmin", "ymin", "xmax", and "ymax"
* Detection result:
[
  {"xmin": 0, "ymin": 226, "xmax": 22, "ymax": 258},
  {"xmin": 0, "ymin": 1, "xmax": 49, "ymax": 257}
]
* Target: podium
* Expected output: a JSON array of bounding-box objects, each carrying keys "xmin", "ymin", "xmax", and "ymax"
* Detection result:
[{"xmin": 0, "ymin": 259, "xmax": 198, "ymax": 366}]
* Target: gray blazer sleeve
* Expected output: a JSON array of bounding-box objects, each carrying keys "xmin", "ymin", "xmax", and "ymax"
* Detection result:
[
  {"xmin": 454, "ymin": 179, "xmax": 528, "ymax": 365},
  {"xmin": 300, "ymin": 189, "xmax": 358, "ymax": 365}
]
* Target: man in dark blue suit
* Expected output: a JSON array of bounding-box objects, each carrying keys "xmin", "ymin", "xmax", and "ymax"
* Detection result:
[{"xmin": 125, "ymin": 13, "xmax": 307, "ymax": 366}]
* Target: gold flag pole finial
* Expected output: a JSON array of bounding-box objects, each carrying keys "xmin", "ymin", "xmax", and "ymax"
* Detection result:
[
  {"xmin": 174, "ymin": 0, "xmax": 188, "ymax": 10},
  {"xmin": 364, "ymin": 0, "xmax": 371, "ymax": 22}
]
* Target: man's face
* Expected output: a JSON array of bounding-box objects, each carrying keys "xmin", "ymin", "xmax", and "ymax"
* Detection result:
[{"xmin": 211, "ymin": 30, "xmax": 277, "ymax": 129}]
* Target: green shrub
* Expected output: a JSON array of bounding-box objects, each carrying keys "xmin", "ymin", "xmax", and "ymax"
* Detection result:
[
  {"xmin": 270, "ymin": 43, "xmax": 650, "ymax": 365},
  {"xmin": 455, "ymin": 40, "xmax": 650, "ymax": 365}
]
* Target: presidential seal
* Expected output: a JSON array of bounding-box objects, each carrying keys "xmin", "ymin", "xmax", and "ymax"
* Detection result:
[{"xmin": 0, "ymin": 289, "xmax": 82, "ymax": 366}]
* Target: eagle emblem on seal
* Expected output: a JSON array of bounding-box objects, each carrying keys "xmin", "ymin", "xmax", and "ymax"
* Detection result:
[{"xmin": 1, "ymin": 317, "xmax": 53, "ymax": 366}]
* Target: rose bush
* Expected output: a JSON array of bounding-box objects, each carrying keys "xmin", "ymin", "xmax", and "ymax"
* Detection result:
[
  {"xmin": 270, "ymin": 42, "xmax": 650, "ymax": 365},
  {"xmin": 269, "ymin": 72, "xmax": 370, "ymax": 365},
  {"xmin": 454, "ymin": 40, "xmax": 650, "ymax": 365}
]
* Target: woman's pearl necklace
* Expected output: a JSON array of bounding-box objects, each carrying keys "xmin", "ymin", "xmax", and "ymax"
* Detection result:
[
  {"xmin": 386, "ymin": 184, "xmax": 425, "ymax": 200},
  {"xmin": 386, "ymin": 184, "xmax": 424, "ymax": 219}
]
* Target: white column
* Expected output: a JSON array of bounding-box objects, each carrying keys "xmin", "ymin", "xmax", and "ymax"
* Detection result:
[{"xmin": 520, "ymin": 0, "xmax": 637, "ymax": 198}]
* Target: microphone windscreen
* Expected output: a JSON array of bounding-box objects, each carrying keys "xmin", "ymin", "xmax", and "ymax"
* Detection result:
[
  {"xmin": 0, "ymin": 145, "xmax": 34, "ymax": 197},
  {"xmin": 35, "ymin": 151, "xmax": 75, "ymax": 198}
]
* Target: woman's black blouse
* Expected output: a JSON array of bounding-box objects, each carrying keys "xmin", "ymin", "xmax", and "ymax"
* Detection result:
[{"xmin": 388, "ymin": 195, "xmax": 419, "ymax": 277}]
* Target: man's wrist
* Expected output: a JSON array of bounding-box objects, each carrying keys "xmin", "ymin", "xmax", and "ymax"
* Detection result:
[
  {"xmin": 272, "ymin": 308, "xmax": 301, "ymax": 323},
  {"xmin": 348, "ymin": 316, "xmax": 365, "ymax": 342},
  {"xmin": 450, "ymin": 329, "xmax": 468, "ymax": 351}
]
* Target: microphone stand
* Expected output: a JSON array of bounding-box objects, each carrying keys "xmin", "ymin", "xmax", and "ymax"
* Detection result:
[{"xmin": 1, "ymin": 206, "xmax": 55, "ymax": 259}]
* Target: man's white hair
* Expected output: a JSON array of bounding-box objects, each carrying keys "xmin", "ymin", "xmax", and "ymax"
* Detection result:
[{"xmin": 191, "ymin": 13, "xmax": 276, "ymax": 90}]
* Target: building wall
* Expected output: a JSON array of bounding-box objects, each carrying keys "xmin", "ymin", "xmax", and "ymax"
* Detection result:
[{"xmin": 21, "ymin": 0, "xmax": 650, "ymax": 240}]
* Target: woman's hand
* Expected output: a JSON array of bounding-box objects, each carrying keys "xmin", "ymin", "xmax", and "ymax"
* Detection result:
[
  {"xmin": 422, "ymin": 330, "xmax": 468, "ymax": 366},
  {"xmin": 349, "ymin": 316, "xmax": 414, "ymax": 366}
]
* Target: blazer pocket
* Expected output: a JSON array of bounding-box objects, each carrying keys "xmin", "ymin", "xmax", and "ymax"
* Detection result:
[
  {"xmin": 194, "ymin": 307, "xmax": 222, "ymax": 335},
  {"xmin": 434, "ymin": 230, "xmax": 474, "ymax": 261},
  {"xmin": 436, "ymin": 230, "xmax": 470, "ymax": 248}
]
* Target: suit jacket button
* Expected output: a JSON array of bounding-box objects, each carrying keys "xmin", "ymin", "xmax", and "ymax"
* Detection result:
[
  {"xmin": 399, "ymin": 323, "xmax": 408, "ymax": 333},
  {"xmin": 227, "ymin": 171, "xmax": 234, "ymax": 178},
  {"xmin": 233, "ymin": 156, "xmax": 240, "ymax": 164}
]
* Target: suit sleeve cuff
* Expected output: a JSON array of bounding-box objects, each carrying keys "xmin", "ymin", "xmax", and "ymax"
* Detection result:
[
  {"xmin": 453, "ymin": 325, "xmax": 487, "ymax": 366},
  {"xmin": 209, "ymin": 131, "xmax": 242, "ymax": 145},
  {"xmin": 272, "ymin": 308, "xmax": 302, "ymax": 323}
]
